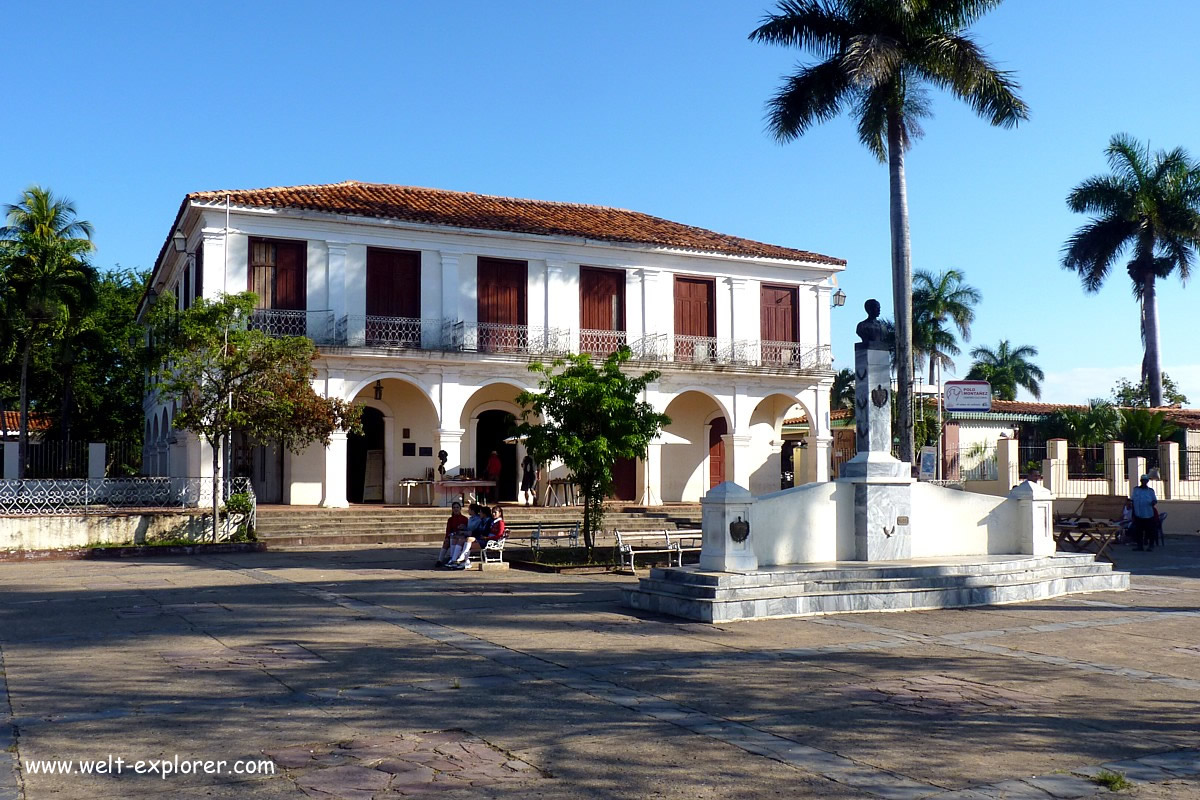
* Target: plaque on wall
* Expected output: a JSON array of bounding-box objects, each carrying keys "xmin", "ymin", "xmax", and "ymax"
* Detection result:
[
  {"xmin": 402, "ymin": 442, "xmax": 416, "ymax": 457},
  {"xmin": 418, "ymin": 446, "xmax": 433, "ymax": 457}
]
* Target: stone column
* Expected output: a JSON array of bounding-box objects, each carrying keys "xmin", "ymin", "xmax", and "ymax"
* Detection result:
[
  {"xmin": 840, "ymin": 332, "xmax": 913, "ymax": 561},
  {"xmin": 321, "ymin": 431, "xmax": 349, "ymax": 508},
  {"xmin": 327, "ymin": 241, "xmax": 348, "ymax": 328},
  {"xmin": 997, "ymin": 437, "xmax": 1019, "ymax": 490},
  {"xmin": 2, "ymin": 442, "xmax": 18, "ymax": 480},
  {"xmin": 721, "ymin": 434, "xmax": 754, "ymax": 488},
  {"xmin": 1159, "ymin": 440, "xmax": 1180, "ymax": 499},
  {"xmin": 439, "ymin": 251, "xmax": 461, "ymax": 322},
  {"xmin": 382, "ymin": 414, "xmax": 397, "ymax": 504},
  {"xmin": 1104, "ymin": 441, "xmax": 1125, "ymax": 497},
  {"xmin": 1127, "ymin": 456, "xmax": 1146, "ymax": 497},
  {"xmin": 699, "ymin": 482, "xmax": 757, "ymax": 572},
  {"xmin": 436, "ymin": 428, "xmax": 464, "ymax": 506},
  {"xmin": 1009, "ymin": 478, "xmax": 1056, "ymax": 556},
  {"xmin": 88, "ymin": 443, "xmax": 107, "ymax": 480}
]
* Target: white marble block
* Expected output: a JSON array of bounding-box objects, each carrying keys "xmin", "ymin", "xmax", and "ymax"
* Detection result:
[
  {"xmin": 1009, "ymin": 479, "xmax": 1056, "ymax": 556},
  {"xmin": 699, "ymin": 481, "xmax": 758, "ymax": 572}
]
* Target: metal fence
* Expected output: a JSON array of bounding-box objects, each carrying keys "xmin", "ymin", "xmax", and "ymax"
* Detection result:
[
  {"xmin": 25, "ymin": 440, "xmax": 89, "ymax": 478},
  {"xmin": 1124, "ymin": 447, "xmax": 1160, "ymax": 473},
  {"xmin": 249, "ymin": 309, "xmax": 337, "ymax": 344},
  {"xmin": 0, "ymin": 477, "xmax": 255, "ymax": 522},
  {"xmin": 958, "ymin": 446, "xmax": 998, "ymax": 482}
]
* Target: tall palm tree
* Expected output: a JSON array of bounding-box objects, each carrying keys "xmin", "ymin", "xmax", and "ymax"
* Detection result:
[
  {"xmin": 831, "ymin": 367, "xmax": 855, "ymax": 411},
  {"xmin": 0, "ymin": 187, "xmax": 97, "ymax": 478},
  {"xmin": 912, "ymin": 269, "xmax": 979, "ymax": 383},
  {"xmin": 750, "ymin": 0, "xmax": 1027, "ymax": 462},
  {"xmin": 966, "ymin": 340, "xmax": 1043, "ymax": 401},
  {"xmin": 1062, "ymin": 134, "xmax": 1200, "ymax": 408}
]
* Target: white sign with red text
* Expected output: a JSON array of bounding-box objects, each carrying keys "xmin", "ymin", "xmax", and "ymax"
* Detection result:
[{"xmin": 943, "ymin": 380, "xmax": 992, "ymax": 412}]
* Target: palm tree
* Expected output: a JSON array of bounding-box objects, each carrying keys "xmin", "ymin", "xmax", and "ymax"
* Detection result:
[
  {"xmin": 0, "ymin": 187, "xmax": 97, "ymax": 478},
  {"xmin": 749, "ymin": 0, "xmax": 1027, "ymax": 462},
  {"xmin": 912, "ymin": 269, "xmax": 980, "ymax": 383},
  {"xmin": 966, "ymin": 340, "xmax": 1043, "ymax": 401},
  {"xmin": 1063, "ymin": 134, "xmax": 1200, "ymax": 408},
  {"xmin": 831, "ymin": 367, "xmax": 855, "ymax": 411}
]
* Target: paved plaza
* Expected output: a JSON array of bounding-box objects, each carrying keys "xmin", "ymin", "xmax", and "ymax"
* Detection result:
[{"xmin": 1, "ymin": 538, "xmax": 1199, "ymax": 799}]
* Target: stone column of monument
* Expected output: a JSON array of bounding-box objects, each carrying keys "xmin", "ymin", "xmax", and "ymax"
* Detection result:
[{"xmin": 838, "ymin": 299, "xmax": 913, "ymax": 561}]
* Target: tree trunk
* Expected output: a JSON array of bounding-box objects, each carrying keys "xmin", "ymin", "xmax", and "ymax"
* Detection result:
[
  {"xmin": 18, "ymin": 340, "xmax": 31, "ymax": 480},
  {"xmin": 1143, "ymin": 273, "xmax": 1163, "ymax": 407},
  {"xmin": 887, "ymin": 112, "xmax": 915, "ymax": 463}
]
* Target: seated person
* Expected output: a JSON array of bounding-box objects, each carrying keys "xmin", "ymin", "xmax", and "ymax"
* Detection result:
[
  {"xmin": 436, "ymin": 502, "xmax": 468, "ymax": 567},
  {"xmin": 445, "ymin": 504, "xmax": 485, "ymax": 569},
  {"xmin": 449, "ymin": 506, "xmax": 508, "ymax": 569}
]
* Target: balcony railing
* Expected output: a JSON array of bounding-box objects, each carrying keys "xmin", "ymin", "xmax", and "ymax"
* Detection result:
[
  {"xmin": 249, "ymin": 309, "xmax": 336, "ymax": 344},
  {"xmin": 253, "ymin": 314, "xmax": 832, "ymax": 373},
  {"xmin": 449, "ymin": 321, "xmax": 571, "ymax": 356}
]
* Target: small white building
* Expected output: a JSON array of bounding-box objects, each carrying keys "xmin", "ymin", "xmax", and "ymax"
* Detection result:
[{"xmin": 141, "ymin": 182, "xmax": 844, "ymax": 506}]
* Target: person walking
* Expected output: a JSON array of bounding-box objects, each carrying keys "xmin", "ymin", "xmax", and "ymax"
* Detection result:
[
  {"xmin": 1130, "ymin": 474, "xmax": 1160, "ymax": 552},
  {"xmin": 520, "ymin": 455, "xmax": 536, "ymax": 506}
]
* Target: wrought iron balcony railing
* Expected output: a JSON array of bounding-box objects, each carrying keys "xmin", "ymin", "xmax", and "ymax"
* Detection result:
[
  {"xmin": 337, "ymin": 316, "xmax": 443, "ymax": 349},
  {"xmin": 578, "ymin": 329, "xmax": 630, "ymax": 357},
  {"xmin": 248, "ymin": 309, "xmax": 337, "ymax": 344},
  {"xmin": 447, "ymin": 321, "xmax": 572, "ymax": 356}
]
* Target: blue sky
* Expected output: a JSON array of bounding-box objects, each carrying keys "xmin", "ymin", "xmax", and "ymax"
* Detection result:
[{"xmin": 7, "ymin": 0, "xmax": 1200, "ymax": 404}]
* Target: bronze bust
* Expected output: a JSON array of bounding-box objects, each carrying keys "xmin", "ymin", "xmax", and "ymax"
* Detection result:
[{"xmin": 856, "ymin": 299, "xmax": 887, "ymax": 349}]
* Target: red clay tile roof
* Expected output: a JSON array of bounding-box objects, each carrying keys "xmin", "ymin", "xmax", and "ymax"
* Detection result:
[
  {"xmin": 1, "ymin": 411, "xmax": 50, "ymax": 432},
  {"xmin": 187, "ymin": 181, "xmax": 845, "ymax": 266},
  {"xmin": 784, "ymin": 408, "xmax": 852, "ymax": 426}
]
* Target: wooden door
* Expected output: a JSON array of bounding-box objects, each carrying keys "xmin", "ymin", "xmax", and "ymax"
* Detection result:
[
  {"xmin": 709, "ymin": 417, "xmax": 727, "ymax": 489},
  {"xmin": 366, "ymin": 248, "xmax": 421, "ymax": 345},
  {"xmin": 942, "ymin": 422, "xmax": 960, "ymax": 480},
  {"xmin": 477, "ymin": 257, "xmax": 527, "ymax": 352},
  {"xmin": 273, "ymin": 241, "xmax": 307, "ymax": 311},
  {"xmin": 760, "ymin": 285, "xmax": 797, "ymax": 364},
  {"xmin": 580, "ymin": 267, "xmax": 626, "ymax": 354},
  {"xmin": 611, "ymin": 456, "xmax": 637, "ymax": 501},
  {"xmin": 674, "ymin": 276, "xmax": 714, "ymax": 361}
]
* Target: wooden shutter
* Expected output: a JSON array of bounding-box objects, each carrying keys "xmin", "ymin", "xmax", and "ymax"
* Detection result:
[
  {"xmin": 580, "ymin": 267, "xmax": 625, "ymax": 331},
  {"xmin": 760, "ymin": 285, "xmax": 797, "ymax": 342},
  {"xmin": 274, "ymin": 241, "xmax": 306, "ymax": 310},
  {"xmin": 477, "ymin": 257, "xmax": 527, "ymax": 325},
  {"xmin": 673, "ymin": 277, "xmax": 714, "ymax": 336},
  {"xmin": 366, "ymin": 248, "xmax": 421, "ymax": 318},
  {"xmin": 248, "ymin": 239, "xmax": 275, "ymax": 309}
]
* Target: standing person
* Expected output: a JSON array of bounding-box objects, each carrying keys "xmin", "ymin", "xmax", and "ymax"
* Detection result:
[
  {"xmin": 485, "ymin": 450, "xmax": 503, "ymax": 503},
  {"xmin": 520, "ymin": 455, "xmax": 536, "ymax": 506},
  {"xmin": 1130, "ymin": 474, "xmax": 1159, "ymax": 552},
  {"xmin": 436, "ymin": 501, "xmax": 468, "ymax": 567}
]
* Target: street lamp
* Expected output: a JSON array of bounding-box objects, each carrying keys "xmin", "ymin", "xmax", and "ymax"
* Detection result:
[
  {"xmin": 832, "ymin": 288, "xmax": 846, "ymax": 308},
  {"xmin": 172, "ymin": 229, "xmax": 187, "ymax": 253}
]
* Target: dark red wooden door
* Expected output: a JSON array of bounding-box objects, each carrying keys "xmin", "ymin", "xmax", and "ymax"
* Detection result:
[
  {"xmin": 611, "ymin": 456, "xmax": 637, "ymax": 501},
  {"xmin": 366, "ymin": 248, "xmax": 421, "ymax": 318},
  {"xmin": 580, "ymin": 267, "xmax": 625, "ymax": 330},
  {"xmin": 674, "ymin": 276, "xmax": 714, "ymax": 360},
  {"xmin": 477, "ymin": 257, "xmax": 527, "ymax": 352},
  {"xmin": 709, "ymin": 417, "xmax": 727, "ymax": 489},
  {"xmin": 273, "ymin": 241, "xmax": 306, "ymax": 310},
  {"xmin": 760, "ymin": 284, "xmax": 797, "ymax": 364}
]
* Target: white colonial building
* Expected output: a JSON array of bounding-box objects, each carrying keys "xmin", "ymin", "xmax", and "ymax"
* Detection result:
[{"xmin": 141, "ymin": 181, "xmax": 844, "ymax": 506}]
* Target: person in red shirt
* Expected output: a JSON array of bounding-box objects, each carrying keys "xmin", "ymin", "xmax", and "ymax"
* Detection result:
[
  {"xmin": 485, "ymin": 450, "xmax": 503, "ymax": 503},
  {"xmin": 436, "ymin": 501, "xmax": 468, "ymax": 567}
]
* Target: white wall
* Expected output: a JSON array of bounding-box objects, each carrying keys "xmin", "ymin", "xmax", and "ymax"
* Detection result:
[
  {"xmin": 909, "ymin": 483, "xmax": 1018, "ymax": 556},
  {"xmin": 751, "ymin": 481, "xmax": 854, "ymax": 565}
]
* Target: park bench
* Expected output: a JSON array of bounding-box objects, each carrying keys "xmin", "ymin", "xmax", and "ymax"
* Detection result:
[
  {"xmin": 502, "ymin": 521, "xmax": 580, "ymax": 550},
  {"xmin": 615, "ymin": 529, "xmax": 703, "ymax": 571},
  {"xmin": 1054, "ymin": 494, "xmax": 1126, "ymax": 563}
]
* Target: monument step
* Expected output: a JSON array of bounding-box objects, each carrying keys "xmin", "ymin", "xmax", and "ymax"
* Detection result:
[
  {"xmin": 633, "ymin": 562, "xmax": 1114, "ymax": 601},
  {"xmin": 622, "ymin": 555, "xmax": 1129, "ymax": 622}
]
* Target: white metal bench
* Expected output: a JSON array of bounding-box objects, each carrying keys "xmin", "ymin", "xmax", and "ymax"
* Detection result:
[
  {"xmin": 616, "ymin": 530, "xmax": 681, "ymax": 570},
  {"xmin": 665, "ymin": 529, "xmax": 702, "ymax": 562},
  {"xmin": 463, "ymin": 536, "xmax": 506, "ymax": 568}
]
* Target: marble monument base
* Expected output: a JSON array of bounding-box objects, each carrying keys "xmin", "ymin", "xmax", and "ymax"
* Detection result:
[{"xmin": 621, "ymin": 554, "xmax": 1128, "ymax": 623}]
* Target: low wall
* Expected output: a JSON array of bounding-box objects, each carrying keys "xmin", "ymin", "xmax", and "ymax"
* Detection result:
[
  {"xmin": 0, "ymin": 512, "xmax": 213, "ymax": 552},
  {"xmin": 1053, "ymin": 498, "xmax": 1200, "ymax": 535},
  {"xmin": 750, "ymin": 480, "xmax": 1018, "ymax": 566}
]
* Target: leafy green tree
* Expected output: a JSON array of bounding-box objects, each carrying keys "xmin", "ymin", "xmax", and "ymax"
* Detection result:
[
  {"xmin": 750, "ymin": 0, "xmax": 1028, "ymax": 462},
  {"xmin": 1039, "ymin": 403, "xmax": 1121, "ymax": 447},
  {"xmin": 912, "ymin": 269, "xmax": 980, "ymax": 383},
  {"xmin": 1111, "ymin": 374, "xmax": 1189, "ymax": 408},
  {"xmin": 515, "ymin": 347, "xmax": 670, "ymax": 551},
  {"xmin": 1063, "ymin": 134, "xmax": 1200, "ymax": 407},
  {"xmin": 966, "ymin": 340, "xmax": 1044, "ymax": 400},
  {"xmin": 149, "ymin": 292, "xmax": 360, "ymax": 540},
  {"xmin": 831, "ymin": 367, "xmax": 855, "ymax": 411},
  {"xmin": 1117, "ymin": 408, "xmax": 1177, "ymax": 449},
  {"xmin": 0, "ymin": 187, "xmax": 98, "ymax": 478}
]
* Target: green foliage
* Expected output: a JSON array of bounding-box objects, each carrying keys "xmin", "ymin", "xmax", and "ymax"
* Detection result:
[
  {"xmin": 967, "ymin": 340, "xmax": 1044, "ymax": 400},
  {"xmin": 515, "ymin": 347, "xmax": 670, "ymax": 550},
  {"xmin": 1117, "ymin": 408, "xmax": 1178, "ymax": 449},
  {"xmin": 222, "ymin": 492, "xmax": 254, "ymax": 516},
  {"xmin": 831, "ymin": 368, "xmax": 855, "ymax": 412},
  {"xmin": 149, "ymin": 292, "xmax": 360, "ymax": 540},
  {"xmin": 1111, "ymin": 374, "xmax": 1188, "ymax": 407},
  {"xmin": 0, "ymin": 186, "xmax": 98, "ymax": 477},
  {"xmin": 1090, "ymin": 769, "xmax": 1132, "ymax": 791},
  {"xmin": 1039, "ymin": 403, "xmax": 1121, "ymax": 447},
  {"xmin": 912, "ymin": 269, "xmax": 980, "ymax": 382},
  {"xmin": 1063, "ymin": 134, "xmax": 1200, "ymax": 407}
]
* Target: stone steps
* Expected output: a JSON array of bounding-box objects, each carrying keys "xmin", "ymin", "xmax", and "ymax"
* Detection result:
[{"xmin": 622, "ymin": 554, "xmax": 1130, "ymax": 623}]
